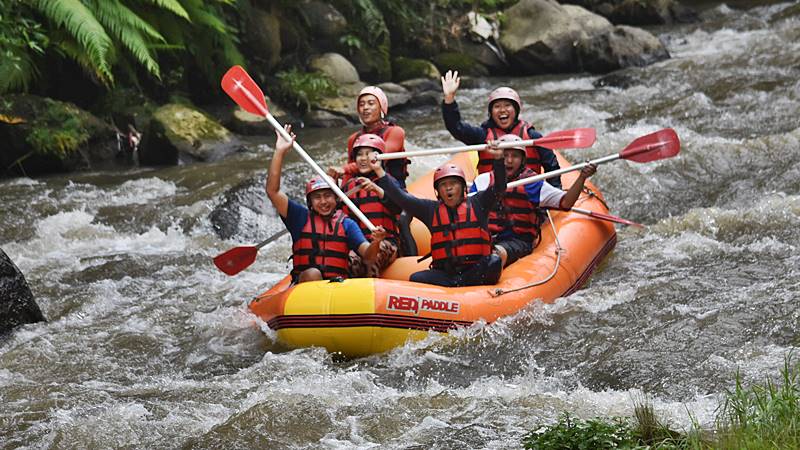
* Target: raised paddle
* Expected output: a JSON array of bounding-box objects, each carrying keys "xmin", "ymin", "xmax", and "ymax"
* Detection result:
[
  {"xmin": 213, "ymin": 184, "xmax": 366, "ymax": 276},
  {"xmin": 221, "ymin": 65, "xmax": 376, "ymax": 232},
  {"xmin": 376, "ymin": 128, "xmax": 596, "ymax": 160},
  {"xmin": 504, "ymin": 128, "xmax": 680, "ymax": 191}
]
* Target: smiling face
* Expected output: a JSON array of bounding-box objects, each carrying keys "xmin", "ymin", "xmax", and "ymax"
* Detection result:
[
  {"xmin": 490, "ymin": 99, "xmax": 517, "ymax": 129},
  {"xmin": 354, "ymin": 147, "xmax": 377, "ymax": 174},
  {"xmin": 357, "ymin": 94, "xmax": 381, "ymax": 127},
  {"xmin": 308, "ymin": 189, "xmax": 337, "ymax": 216},
  {"xmin": 504, "ymin": 148, "xmax": 526, "ymax": 178},
  {"xmin": 435, "ymin": 177, "xmax": 466, "ymax": 208}
]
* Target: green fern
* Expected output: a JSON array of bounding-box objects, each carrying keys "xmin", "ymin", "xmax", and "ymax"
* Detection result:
[
  {"xmin": 90, "ymin": 0, "xmax": 165, "ymax": 78},
  {"xmin": 33, "ymin": 0, "xmax": 115, "ymax": 83},
  {"xmin": 140, "ymin": 0, "xmax": 190, "ymax": 20}
]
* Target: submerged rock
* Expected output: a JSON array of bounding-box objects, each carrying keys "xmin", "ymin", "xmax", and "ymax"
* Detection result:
[
  {"xmin": 0, "ymin": 248, "xmax": 45, "ymax": 335},
  {"xmin": 209, "ymin": 174, "xmax": 272, "ymax": 240}
]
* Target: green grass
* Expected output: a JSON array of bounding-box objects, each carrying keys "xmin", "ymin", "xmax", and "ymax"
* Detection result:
[{"xmin": 523, "ymin": 355, "xmax": 799, "ymax": 449}]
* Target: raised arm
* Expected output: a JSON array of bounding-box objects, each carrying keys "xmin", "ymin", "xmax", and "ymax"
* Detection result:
[
  {"xmin": 265, "ymin": 124, "xmax": 294, "ymax": 218},
  {"xmin": 370, "ymin": 158, "xmax": 435, "ymax": 224},
  {"xmin": 559, "ymin": 164, "xmax": 596, "ymax": 209},
  {"xmin": 476, "ymin": 145, "xmax": 506, "ymax": 210}
]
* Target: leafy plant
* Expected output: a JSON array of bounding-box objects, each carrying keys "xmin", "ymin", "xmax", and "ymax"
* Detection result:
[
  {"xmin": 523, "ymin": 413, "xmax": 641, "ymax": 449},
  {"xmin": 26, "ymin": 101, "xmax": 90, "ymax": 158},
  {"xmin": 0, "ymin": 0, "xmax": 49, "ymax": 92},
  {"xmin": 275, "ymin": 69, "xmax": 338, "ymax": 112},
  {"xmin": 339, "ymin": 33, "xmax": 363, "ymax": 55}
]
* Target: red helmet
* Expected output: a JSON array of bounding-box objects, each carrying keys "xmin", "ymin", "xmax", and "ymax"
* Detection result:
[
  {"xmin": 305, "ymin": 176, "xmax": 332, "ymax": 196},
  {"xmin": 352, "ymin": 133, "xmax": 386, "ymax": 153},
  {"xmin": 357, "ymin": 86, "xmax": 388, "ymax": 118},
  {"xmin": 433, "ymin": 163, "xmax": 466, "ymax": 188},
  {"xmin": 487, "ymin": 87, "xmax": 521, "ymax": 118},
  {"xmin": 496, "ymin": 134, "xmax": 527, "ymax": 156}
]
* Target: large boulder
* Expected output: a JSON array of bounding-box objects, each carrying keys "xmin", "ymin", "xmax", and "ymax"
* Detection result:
[
  {"xmin": 577, "ymin": 25, "xmax": 670, "ymax": 73},
  {"xmin": 0, "ymin": 94, "xmax": 121, "ymax": 177},
  {"xmin": 138, "ymin": 103, "xmax": 241, "ymax": 166},
  {"xmin": 245, "ymin": 6, "xmax": 282, "ymax": 71},
  {"xmin": 297, "ymin": 0, "xmax": 348, "ymax": 44},
  {"xmin": 392, "ymin": 57, "xmax": 441, "ymax": 82},
  {"xmin": 500, "ymin": 0, "xmax": 612, "ymax": 74},
  {"xmin": 308, "ymin": 53, "xmax": 360, "ymax": 85},
  {"xmin": 1, "ymin": 248, "xmax": 45, "ymax": 335},
  {"xmin": 209, "ymin": 174, "xmax": 272, "ymax": 240}
]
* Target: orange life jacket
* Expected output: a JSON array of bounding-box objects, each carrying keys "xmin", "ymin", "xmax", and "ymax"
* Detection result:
[
  {"xmin": 479, "ymin": 120, "xmax": 543, "ymax": 174},
  {"xmin": 486, "ymin": 168, "xmax": 544, "ymax": 242},
  {"xmin": 341, "ymin": 177, "xmax": 399, "ymax": 241},
  {"xmin": 291, "ymin": 210, "xmax": 350, "ymax": 279},
  {"xmin": 430, "ymin": 200, "xmax": 491, "ymax": 272}
]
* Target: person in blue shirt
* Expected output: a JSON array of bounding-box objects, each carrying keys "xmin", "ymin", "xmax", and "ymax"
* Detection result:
[
  {"xmin": 470, "ymin": 134, "xmax": 596, "ymax": 267},
  {"xmin": 266, "ymin": 124, "xmax": 386, "ymax": 283},
  {"xmin": 441, "ymin": 69, "xmax": 562, "ymax": 188}
]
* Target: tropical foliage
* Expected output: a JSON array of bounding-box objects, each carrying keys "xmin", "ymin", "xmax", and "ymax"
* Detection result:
[{"xmin": 0, "ymin": 0, "xmax": 243, "ymax": 94}]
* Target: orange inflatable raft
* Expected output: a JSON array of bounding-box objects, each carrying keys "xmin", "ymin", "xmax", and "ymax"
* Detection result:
[{"xmin": 249, "ymin": 151, "xmax": 617, "ymax": 357}]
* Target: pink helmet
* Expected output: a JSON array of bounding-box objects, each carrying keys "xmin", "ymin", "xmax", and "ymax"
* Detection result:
[
  {"xmin": 496, "ymin": 134, "xmax": 526, "ymax": 156},
  {"xmin": 352, "ymin": 133, "xmax": 386, "ymax": 153},
  {"xmin": 487, "ymin": 87, "xmax": 522, "ymax": 118},
  {"xmin": 305, "ymin": 176, "xmax": 332, "ymax": 196},
  {"xmin": 433, "ymin": 163, "xmax": 466, "ymax": 188},
  {"xmin": 357, "ymin": 86, "xmax": 388, "ymax": 118}
]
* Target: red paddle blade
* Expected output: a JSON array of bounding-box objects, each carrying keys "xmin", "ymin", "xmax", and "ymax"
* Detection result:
[
  {"xmin": 586, "ymin": 210, "xmax": 644, "ymax": 228},
  {"xmin": 221, "ymin": 65, "xmax": 268, "ymax": 117},
  {"xmin": 535, "ymin": 128, "xmax": 596, "ymax": 149},
  {"xmin": 620, "ymin": 128, "xmax": 680, "ymax": 163},
  {"xmin": 213, "ymin": 246, "xmax": 258, "ymax": 276}
]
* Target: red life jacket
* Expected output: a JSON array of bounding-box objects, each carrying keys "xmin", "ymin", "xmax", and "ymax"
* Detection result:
[
  {"xmin": 341, "ymin": 176, "xmax": 399, "ymax": 241},
  {"xmin": 291, "ymin": 210, "xmax": 350, "ymax": 279},
  {"xmin": 429, "ymin": 200, "xmax": 491, "ymax": 272},
  {"xmin": 486, "ymin": 168, "xmax": 544, "ymax": 242},
  {"xmin": 347, "ymin": 122, "xmax": 409, "ymax": 181},
  {"xmin": 479, "ymin": 120, "xmax": 543, "ymax": 174}
]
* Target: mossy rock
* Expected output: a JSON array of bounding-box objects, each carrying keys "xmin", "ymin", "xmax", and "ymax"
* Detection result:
[
  {"xmin": 392, "ymin": 57, "xmax": 441, "ymax": 82},
  {"xmin": 0, "ymin": 94, "xmax": 118, "ymax": 177},
  {"xmin": 432, "ymin": 52, "xmax": 489, "ymax": 77},
  {"xmin": 139, "ymin": 103, "xmax": 239, "ymax": 166}
]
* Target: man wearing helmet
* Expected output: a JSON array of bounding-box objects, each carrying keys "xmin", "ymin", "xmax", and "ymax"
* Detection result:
[
  {"xmin": 440, "ymin": 70, "xmax": 563, "ymax": 189},
  {"xmin": 338, "ymin": 133, "xmax": 403, "ymax": 277},
  {"xmin": 266, "ymin": 125, "xmax": 387, "ymax": 284},
  {"xmin": 470, "ymin": 135, "xmax": 597, "ymax": 267},
  {"xmin": 370, "ymin": 145, "xmax": 507, "ymax": 287},
  {"xmin": 329, "ymin": 86, "xmax": 411, "ymax": 188}
]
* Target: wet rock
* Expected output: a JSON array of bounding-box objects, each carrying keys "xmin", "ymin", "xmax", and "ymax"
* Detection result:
[
  {"xmin": 397, "ymin": 78, "xmax": 442, "ymax": 108},
  {"xmin": 209, "ymin": 174, "xmax": 271, "ymax": 240},
  {"xmin": 432, "ymin": 51, "xmax": 489, "ymax": 76},
  {"xmin": 304, "ymin": 110, "xmax": 352, "ymax": 128},
  {"xmin": 593, "ymin": 67, "xmax": 644, "ymax": 89},
  {"xmin": 245, "ymin": 6, "xmax": 282, "ymax": 71},
  {"xmin": 309, "ymin": 53, "xmax": 360, "ymax": 85},
  {"xmin": 0, "ymin": 94, "xmax": 122, "ymax": 178},
  {"xmin": 392, "ymin": 57, "xmax": 441, "ymax": 82},
  {"xmin": 500, "ymin": 0, "xmax": 612, "ymax": 74},
  {"xmin": 297, "ymin": 0, "xmax": 348, "ymax": 42},
  {"xmin": 138, "ymin": 103, "xmax": 243, "ymax": 166},
  {"xmin": 1, "ymin": 248, "xmax": 45, "ymax": 335},
  {"xmin": 577, "ymin": 25, "xmax": 670, "ymax": 73}
]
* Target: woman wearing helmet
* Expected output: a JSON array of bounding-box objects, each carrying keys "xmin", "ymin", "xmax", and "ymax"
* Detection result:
[
  {"xmin": 440, "ymin": 70, "xmax": 563, "ymax": 189},
  {"xmin": 370, "ymin": 146, "xmax": 507, "ymax": 287},
  {"xmin": 329, "ymin": 86, "xmax": 410, "ymax": 188},
  {"xmin": 266, "ymin": 125, "xmax": 387, "ymax": 284},
  {"xmin": 469, "ymin": 135, "xmax": 597, "ymax": 268},
  {"xmin": 339, "ymin": 133, "xmax": 403, "ymax": 277}
]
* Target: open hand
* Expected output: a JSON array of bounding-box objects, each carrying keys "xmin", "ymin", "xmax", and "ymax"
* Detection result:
[{"xmin": 441, "ymin": 70, "xmax": 460, "ymax": 104}]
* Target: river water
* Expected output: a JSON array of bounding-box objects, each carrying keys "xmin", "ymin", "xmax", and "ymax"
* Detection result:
[{"xmin": 2, "ymin": 3, "xmax": 799, "ymax": 448}]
